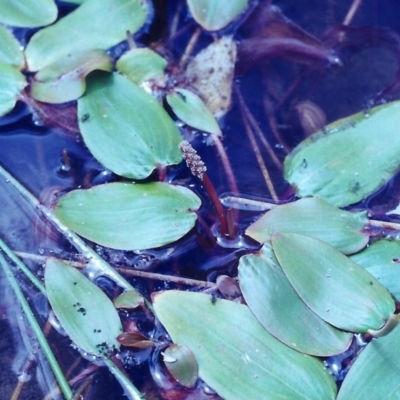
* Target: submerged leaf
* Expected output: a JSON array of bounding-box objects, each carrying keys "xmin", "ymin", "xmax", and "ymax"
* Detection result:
[
  {"xmin": 117, "ymin": 332, "xmax": 155, "ymax": 348},
  {"xmin": 78, "ymin": 72, "xmax": 182, "ymax": 179},
  {"xmin": 272, "ymin": 233, "xmax": 395, "ymax": 332},
  {"xmin": 285, "ymin": 101, "xmax": 400, "ymax": 207},
  {"xmin": 25, "ymin": 0, "xmax": 149, "ymax": 71},
  {"xmin": 30, "ymin": 50, "xmax": 112, "ymax": 103},
  {"xmin": 153, "ymin": 290, "xmax": 337, "ymax": 400},
  {"xmin": 0, "ymin": 0, "xmax": 57, "ymax": 28},
  {"xmin": 185, "ymin": 36, "xmax": 236, "ymax": 118},
  {"xmin": 351, "ymin": 239, "xmax": 400, "ymax": 300},
  {"xmin": 337, "ymin": 326, "xmax": 400, "ymax": 399},
  {"xmin": 0, "ymin": 25, "xmax": 24, "ymax": 68},
  {"xmin": 45, "ymin": 258, "xmax": 122, "ymax": 356},
  {"xmin": 54, "ymin": 182, "xmax": 201, "ymax": 250},
  {"xmin": 187, "ymin": 0, "xmax": 249, "ymax": 31},
  {"xmin": 116, "ymin": 48, "xmax": 167, "ymax": 86},
  {"xmin": 239, "ymin": 244, "xmax": 352, "ymax": 356},
  {"xmin": 166, "ymin": 88, "xmax": 221, "ymax": 136},
  {"xmin": 0, "ymin": 61, "xmax": 27, "ymax": 117},
  {"xmin": 163, "ymin": 344, "xmax": 198, "ymax": 388},
  {"xmin": 246, "ymin": 198, "xmax": 368, "ymax": 254}
]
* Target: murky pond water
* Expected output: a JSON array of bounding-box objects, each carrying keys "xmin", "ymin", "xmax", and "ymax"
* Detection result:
[{"xmin": 1, "ymin": 0, "xmax": 400, "ymax": 399}]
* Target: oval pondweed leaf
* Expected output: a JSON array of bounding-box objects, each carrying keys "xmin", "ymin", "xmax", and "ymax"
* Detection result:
[
  {"xmin": 187, "ymin": 0, "xmax": 249, "ymax": 31},
  {"xmin": 25, "ymin": 0, "xmax": 150, "ymax": 71},
  {"xmin": 351, "ymin": 239, "xmax": 400, "ymax": 301},
  {"xmin": 0, "ymin": 0, "xmax": 57, "ymax": 28},
  {"xmin": 166, "ymin": 88, "xmax": 222, "ymax": 136},
  {"xmin": 153, "ymin": 290, "xmax": 337, "ymax": 400},
  {"xmin": 54, "ymin": 182, "xmax": 201, "ymax": 251},
  {"xmin": 116, "ymin": 48, "xmax": 167, "ymax": 86},
  {"xmin": 114, "ymin": 290, "xmax": 144, "ymax": 310},
  {"xmin": 238, "ymin": 244, "xmax": 353, "ymax": 356},
  {"xmin": 45, "ymin": 258, "xmax": 122, "ymax": 357},
  {"xmin": 0, "ymin": 25, "xmax": 24, "ymax": 68},
  {"xmin": 284, "ymin": 101, "xmax": 400, "ymax": 207},
  {"xmin": 30, "ymin": 50, "xmax": 112, "ymax": 103},
  {"xmin": 78, "ymin": 72, "xmax": 182, "ymax": 180},
  {"xmin": 337, "ymin": 324, "xmax": 400, "ymax": 400},
  {"xmin": 245, "ymin": 197, "xmax": 368, "ymax": 254},
  {"xmin": 271, "ymin": 232, "xmax": 395, "ymax": 333},
  {"xmin": 0, "ymin": 61, "xmax": 27, "ymax": 117}
]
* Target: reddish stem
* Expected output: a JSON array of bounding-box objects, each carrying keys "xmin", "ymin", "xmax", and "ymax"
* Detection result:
[{"xmin": 203, "ymin": 174, "xmax": 230, "ymax": 237}]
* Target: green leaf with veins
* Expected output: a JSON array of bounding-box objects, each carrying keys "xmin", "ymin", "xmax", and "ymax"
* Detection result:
[
  {"xmin": 78, "ymin": 72, "xmax": 182, "ymax": 180},
  {"xmin": 25, "ymin": 0, "xmax": 150, "ymax": 71},
  {"xmin": 246, "ymin": 197, "xmax": 368, "ymax": 254},
  {"xmin": 30, "ymin": 50, "xmax": 112, "ymax": 103},
  {"xmin": 153, "ymin": 290, "xmax": 337, "ymax": 400},
  {"xmin": 272, "ymin": 232, "xmax": 395, "ymax": 333},
  {"xmin": 239, "ymin": 244, "xmax": 352, "ymax": 356},
  {"xmin": 0, "ymin": 25, "xmax": 24, "ymax": 68},
  {"xmin": 166, "ymin": 88, "xmax": 222, "ymax": 136},
  {"xmin": 285, "ymin": 101, "xmax": 400, "ymax": 207},
  {"xmin": 0, "ymin": 0, "xmax": 57, "ymax": 28},
  {"xmin": 45, "ymin": 258, "xmax": 122, "ymax": 357},
  {"xmin": 116, "ymin": 48, "xmax": 167, "ymax": 86},
  {"xmin": 0, "ymin": 61, "xmax": 27, "ymax": 117},
  {"xmin": 187, "ymin": 0, "xmax": 249, "ymax": 31},
  {"xmin": 55, "ymin": 182, "xmax": 201, "ymax": 251}
]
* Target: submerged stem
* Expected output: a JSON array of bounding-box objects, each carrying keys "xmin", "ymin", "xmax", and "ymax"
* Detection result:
[
  {"xmin": 212, "ymin": 135, "xmax": 239, "ymax": 195},
  {"xmin": 203, "ymin": 174, "xmax": 230, "ymax": 236},
  {"xmin": 368, "ymin": 313, "xmax": 400, "ymax": 338},
  {"xmin": 179, "ymin": 27, "xmax": 202, "ymax": 68},
  {"xmin": 15, "ymin": 251, "xmax": 215, "ymax": 288},
  {"xmin": 103, "ymin": 358, "xmax": 145, "ymax": 400},
  {"xmin": 0, "ymin": 237, "xmax": 46, "ymax": 296},
  {"xmin": 235, "ymin": 87, "xmax": 279, "ymax": 201},
  {"xmin": 0, "ymin": 252, "xmax": 73, "ymax": 400}
]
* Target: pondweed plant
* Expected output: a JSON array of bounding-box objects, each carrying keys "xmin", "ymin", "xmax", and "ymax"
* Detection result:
[{"xmin": 2, "ymin": 0, "xmax": 400, "ymax": 399}]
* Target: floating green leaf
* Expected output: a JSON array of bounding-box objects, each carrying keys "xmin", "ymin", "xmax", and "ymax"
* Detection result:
[
  {"xmin": 239, "ymin": 244, "xmax": 352, "ymax": 356},
  {"xmin": 187, "ymin": 0, "xmax": 249, "ymax": 31},
  {"xmin": 114, "ymin": 290, "xmax": 144, "ymax": 310},
  {"xmin": 284, "ymin": 101, "xmax": 400, "ymax": 207},
  {"xmin": 0, "ymin": 25, "xmax": 24, "ymax": 68},
  {"xmin": 116, "ymin": 48, "xmax": 167, "ymax": 86},
  {"xmin": 30, "ymin": 50, "xmax": 112, "ymax": 103},
  {"xmin": 337, "ymin": 326, "xmax": 400, "ymax": 400},
  {"xmin": 0, "ymin": 0, "xmax": 57, "ymax": 28},
  {"xmin": 166, "ymin": 88, "xmax": 221, "ymax": 136},
  {"xmin": 271, "ymin": 233, "xmax": 395, "ymax": 332},
  {"xmin": 25, "ymin": 0, "xmax": 149, "ymax": 71},
  {"xmin": 0, "ymin": 61, "xmax": 27, "ymax": 117},
  {"xmin": 163, "ymin": 344, "xmax": 198, "ymax": 388},
  {"xmin": 55, "ymin": 182, "xmax": 201, "ymax": 251},
  {"xmin": 351, "ymin": 239, "xmax": 400, "ymax": 300},
  {"xmin": 78, "ymin": 72, "xmax": 182, "ymax": 180},
  {"xmin": 45, "ymin": 258, "xmax": 122, "ymax": 356},
  {"xmin": 246, "ymin": 198, "xmax": 368, "ymax": 254},
  {"xmin": 153, "ymin": 290, "xmax": 337, "ymax": 400}
]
